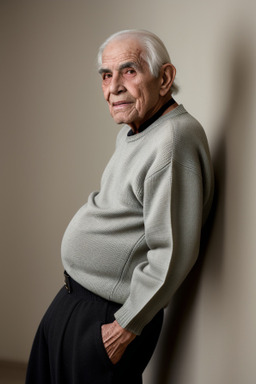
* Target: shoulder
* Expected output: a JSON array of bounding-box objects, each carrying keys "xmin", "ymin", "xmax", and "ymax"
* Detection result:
[
  {"xmin": 158, "ymin": 106, "xmax": 207, "ymax": 145},
  {"xmin": 148, "ymin": 106, "xmax": 210, "ymax": 176},
  {"xmin": 148, "ymin": 105, "xmax": 207, "ymax": 156}
]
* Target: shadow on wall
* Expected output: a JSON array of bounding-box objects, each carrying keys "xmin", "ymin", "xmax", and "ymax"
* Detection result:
[{"xmin": 151, "ymin": 24, "xmax": 254, "ymax": 384}]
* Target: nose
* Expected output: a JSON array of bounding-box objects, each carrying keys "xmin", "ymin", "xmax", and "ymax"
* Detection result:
[{"xmin": 109, "ymin": 72, "xmax": 126, "ymax": 94}]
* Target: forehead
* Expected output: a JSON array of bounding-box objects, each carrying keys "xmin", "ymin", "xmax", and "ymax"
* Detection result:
[{"xmin": 101, "ymin": 38, "xmax": 146, "ymax": 70}]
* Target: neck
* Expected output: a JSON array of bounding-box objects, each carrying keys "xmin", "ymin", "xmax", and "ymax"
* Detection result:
[{"xmin": 128, "ymin": 97, "xmax": 178, "ymax": 136}]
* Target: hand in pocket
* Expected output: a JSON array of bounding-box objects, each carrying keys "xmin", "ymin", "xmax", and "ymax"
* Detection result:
[{"xmin": 101, "ymin": 320, "xmax": 136, "ymax": 365}]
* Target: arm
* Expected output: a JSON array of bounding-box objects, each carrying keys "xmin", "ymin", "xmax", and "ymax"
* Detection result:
[
  {"xmin": 114, "ymin": 159, "xmax": 204, "ymax": 335},
  {"xmin": 102, "ymin": 159, "xmax": 205, "ymax": 362}
]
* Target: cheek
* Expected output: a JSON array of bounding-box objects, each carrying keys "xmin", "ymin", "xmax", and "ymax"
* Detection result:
[
  {"xmin": 134, "ymin": 88, "xmax": 149, "ymax": 110},
  {"xmin": 127, "ymin": 82, "xmax": 140, "ymax": 98}
]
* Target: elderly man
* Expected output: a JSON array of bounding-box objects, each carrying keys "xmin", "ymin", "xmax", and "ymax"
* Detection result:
[{"xmin": 26, "ymin": 30, "xmax": 214, "ymax": 384}]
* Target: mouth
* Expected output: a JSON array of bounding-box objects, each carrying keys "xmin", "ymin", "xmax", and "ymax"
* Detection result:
[{"xmin": 111, "ymin": 100, "xmax": 133, "ymax": 108}]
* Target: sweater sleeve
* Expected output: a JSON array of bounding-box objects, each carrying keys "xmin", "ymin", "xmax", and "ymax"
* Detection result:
[{"xmin": 114, "ymin": 158, "xmax": 204, "ymax": 335}]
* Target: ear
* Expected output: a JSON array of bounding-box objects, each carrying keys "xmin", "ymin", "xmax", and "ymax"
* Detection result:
[{"xmin": 159, "ymin": 63, "xmax": 176, "ymax": 96}]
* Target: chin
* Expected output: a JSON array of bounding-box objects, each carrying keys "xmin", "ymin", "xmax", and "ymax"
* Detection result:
[
  {"xmin": 112, "ymin": 115, "xmax": 130, "ymax": 125},
  {"xmin": 112, "ymin": 117, "xmax": 125, "ymax": 125}
]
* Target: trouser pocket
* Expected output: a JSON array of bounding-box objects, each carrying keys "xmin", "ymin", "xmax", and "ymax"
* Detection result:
[
  {"xmin": 112, "ymin": 309, "xmax": 164, "ymax": 382},
  {"xmin": 94, "ymin": 320, "xmax": 116, "ymax": 369}
]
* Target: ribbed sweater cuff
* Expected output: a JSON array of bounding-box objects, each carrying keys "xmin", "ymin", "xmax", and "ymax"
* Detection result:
[{"xmin": 114, "ymin": 306, "xmax": 147, "ymax": 336}]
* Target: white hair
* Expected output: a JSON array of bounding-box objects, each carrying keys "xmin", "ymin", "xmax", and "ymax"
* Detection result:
[{"xmin": 97, "ymin": 29, "xmax": 179, "ymax": 95}]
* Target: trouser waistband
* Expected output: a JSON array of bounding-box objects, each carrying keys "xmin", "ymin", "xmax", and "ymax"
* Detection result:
[{"xmin": 64, "ymin": 271, "xmax": 110, "ymax": 303}]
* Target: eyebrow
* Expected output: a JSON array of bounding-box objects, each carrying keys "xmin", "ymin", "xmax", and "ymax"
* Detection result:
[
  {"xmin": 119, "ymin": 61, "xmax": 140, "ymax": 70},
  {"xmin": 98, "ymin": 61, "xmax": 140, "ymax": 75},
  {"xmin": 98, "ymin": 67, "xmax": 111, "ymax": 75}
]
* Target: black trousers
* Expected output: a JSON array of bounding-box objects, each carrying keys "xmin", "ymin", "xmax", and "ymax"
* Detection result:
[{"xmin": 26, "ymin": 275, "xmax": 163, "ymax": 384}]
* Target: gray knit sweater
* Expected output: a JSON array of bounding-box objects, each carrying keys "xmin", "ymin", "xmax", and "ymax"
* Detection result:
[{"xmin": 61, "ymin": 105, "xmax": 214, "ymax": 335}]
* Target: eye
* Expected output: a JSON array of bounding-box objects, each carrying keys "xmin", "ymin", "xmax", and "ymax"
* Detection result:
[
  {"xmin": 123, "ymin": 68, "xmax": 136, "ymax": 77},
  {"xmin": 126, "ymin": 69, "xmax": 136, "ymax": 74},
  {"xmin": 102, "ymin": 73, "xmax": 112, "ymax": 80}
]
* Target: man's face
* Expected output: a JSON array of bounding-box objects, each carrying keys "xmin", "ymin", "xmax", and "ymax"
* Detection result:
[{"xmin": 99, "ymin": 38, "xmax": 164, "ymax": 131}]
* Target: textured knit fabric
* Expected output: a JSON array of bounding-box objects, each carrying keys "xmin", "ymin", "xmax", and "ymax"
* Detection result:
[{"xmin": 61, "ymin": 105, "xmax": 214, "ymax": 335}]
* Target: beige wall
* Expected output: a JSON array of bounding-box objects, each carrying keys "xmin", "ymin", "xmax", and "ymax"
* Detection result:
[{"xmin": 1, "ymin": 1, "xmax": 256, "ymax": 383}]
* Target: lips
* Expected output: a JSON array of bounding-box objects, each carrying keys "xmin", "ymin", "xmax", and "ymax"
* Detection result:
[{"xmin": 112, "ymin": 100, "xmax": 133, "ymax": 107}]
